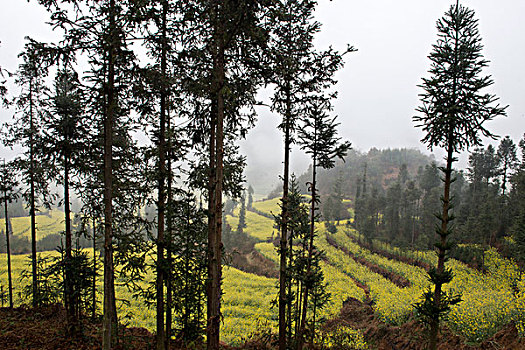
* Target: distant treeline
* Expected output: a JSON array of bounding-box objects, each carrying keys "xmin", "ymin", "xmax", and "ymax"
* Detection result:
[{"xmin": 311, "ymin": 139, "xmax": 525, "ymax": 268}]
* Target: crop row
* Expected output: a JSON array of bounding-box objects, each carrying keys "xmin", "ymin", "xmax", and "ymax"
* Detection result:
[{"xmin": 339, "ymin": 227, "xmax": 525, "ymax": 342}]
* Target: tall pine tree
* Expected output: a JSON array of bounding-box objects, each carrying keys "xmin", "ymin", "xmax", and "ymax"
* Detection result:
[{"xmin": 413, "ymin": 2, "xmax": 506, "ymax": 348}]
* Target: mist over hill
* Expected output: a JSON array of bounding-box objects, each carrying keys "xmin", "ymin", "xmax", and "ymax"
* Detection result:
[{"xmin": 251, "ymin": 147, "xmax": 436, "ymax": 200}]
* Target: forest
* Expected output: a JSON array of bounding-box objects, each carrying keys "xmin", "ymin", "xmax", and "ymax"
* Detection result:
[{"xmin": 0, "ymin": 0, "xmax": 524, "ymax": 350}]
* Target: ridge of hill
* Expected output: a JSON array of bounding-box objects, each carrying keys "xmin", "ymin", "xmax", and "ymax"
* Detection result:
[{"xmin": 296, "ymin": 148, "xmax": 435, "ymax": 202}]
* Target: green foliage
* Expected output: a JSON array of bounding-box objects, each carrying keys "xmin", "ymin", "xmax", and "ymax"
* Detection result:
[
  {"xmin": 413, "ymin": 4, "xmax": 506, "ymax": 153},
  {"xmin": 19, "ymin": 246, "xmax": 95, "ymax": 316},
  {"xmin": 414, "ymin": 285, "xmax": 462, "ymax": 330},
  {"xmin": 317, "ymin": 325, "xmax": 368, "ymax": 350},
  {"xmin": 247, "ymin": 185, "xmax": 254, "ymax": 209},
  {"xmin": 237, "ymin": 191, "xmax": 247, "ymax": 235},
  {"xmin": 20, "ymin": 254, "xmax": 61, "ymax": 306},
  {"xmin": 168, "ymin": 193, "xmax": 207, "ymax": 342}
]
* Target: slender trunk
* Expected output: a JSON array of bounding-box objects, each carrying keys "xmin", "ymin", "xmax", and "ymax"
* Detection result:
[
  {"xmin": 298, "ymin": 157, "xmax": 317, "ymax": 350},
  {"xmin": 294, "ymin": 281, "xmax": 301, "ymax": 341},
  {"xmin": 207, "ymin": 8, "xmax": 226, "ymax": 346},
  {"xmin": 165, "ymin": 98, "xmax": 173, "ymax": 350},
  {"xmin": 92, "ymin": 215, "xmax": 97, "ymax": 320},
  {"xmin": 206, "ymin": 94, "xmax": 217, "ymax": 349},
  {"xmin": 429, "ymin": 4, "xmax": 459, "ymax": 347},
  {"xmin": 429, "ymin": 141, "xmax": 454, "ymax": 350},
  {"xmin": 311, "ymin": 297, "xmax": 317, "ymax": 345},
  {"xmin": 286, "ymin": 230, "xmax": 293, "ymax": 345},
  {"xmin": 279, "ymin": 83, "xmax": 292, "ymax": 350},
  {"xmin": 295, "ymin": 241, "xmax": 307, "ymax": 344},
  {"xmin": 103, "ymin": 0, "xmax": 118, "ymax": 347},
  {"xmin": 183, "ymin": 206, "xmax": 191, "ymax": 340},
  {"xmin": 29, "ymin": 78, "xmax": 38, "ymax": 308},
  {"xmin": 64, "ymin": 152, "xmax": 76, "ymax": 331},
  {"xmin": 4, "ymin": 174, "xmax": 13, "ymax": 309},
  {"xmin": 501, "ymin": 160, "xmax": 508, "ymax": 197},
  {"xmin": 156, "ymin": 2, "xmax": 168, "ymax": 348}
]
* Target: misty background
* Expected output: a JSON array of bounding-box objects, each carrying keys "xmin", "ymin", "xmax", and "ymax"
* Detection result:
[{"xmin": 1, "ymin": 0, "xmax": 524, "ymax": 194}]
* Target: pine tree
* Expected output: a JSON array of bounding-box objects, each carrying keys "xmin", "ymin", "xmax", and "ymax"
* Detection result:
[
  {"xmin": 323, "ymin": 171, "xmax": 346, "ymax": 223},
  {"xmin": 237, "ymin": 190, "xmax": 247, "ymax": 235},
  {"xmin": 497, "ymin": 136, "xmax": 518, "ymax": 197},
  {"xmin": 297, "ymin": 95, "xmax": 350, "ymax": 347},
  {"xmin": 273, "ymin": 175, "xmax": 310, "ymax": 347},
  {"xmin": 41, "ymin": 65, "xmax": 89, "ymax": 333},
  {"xmin": 38, "ymin": 1, "xmax": 147, "ymax": 347},
  {"xmin": 168, "ymin": 191, "xmax": 207, "ymax": 344},
  {"xmin": 247, "ymin": 185, "xmax": 254, "ymax": 209},
  {"xmin": 0, "ymin": 159, "xmax": 18, "ymax": 308},
  {"xmin": 268, "ymin": 2, "xmax": 352, "ymax": 346},
  {"xmin": 2, "ymin": 39, "xmax": 55, "ymax": 307},
  {"xmin": 413, "ymin": 2, "xmax": 507, "ymax": 348},
  {"xmin": 168, "ymin": 1, "xmax": 270, "ymax": 346}
]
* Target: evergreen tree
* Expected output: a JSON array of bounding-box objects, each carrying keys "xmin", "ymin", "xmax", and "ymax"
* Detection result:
[
  {"xmin": 168, "ymin": 191, "xmax": 207, "ymax": 344},
  {"xmin": 175, "ymin": 2, "xmax": 269, "ymax": 346},
  {"xmin": 0, "ymin": 159, "xmax": 18, "ymax": 308},
  {"xmin": 509, "ymin": 134, "xmax": 525, "ymax": 266},
  {"xmin": 134, "ymin": 1, "xmax": 182, "ymax": 346},
  {"xmin": 41, "ymin": 65, "xmax": 89, "ymax": 333},
  {"xmin": 323, "ymin": 171, "xmax": 346, "ymax": 223},
  {"xmin": 268, "ymin": 2, "xmax": 319, "ymax": 345},
  {"xmin": 297, "ymin": 95, "xmax": 351, "ymax": 346},
  {"xmin": 413, "ymin": 2, "xmax": 506, "ymax": 348},
  {"xmin": 2, "ymin": 39, "xmax": 55, "ymax": 307},
  {"xmin": 497, "ymin": 136, "xmax": 518, "ymax": 197},
  {"xmin": 38, "ymin": 1, "xmax": 148, "ymax": 347},
  {"xmin": 268, "ymin": 2, "xmax": 353, "ymax": 346},
  {"xmin": 247, "ymin": 185, "xmax": 254, "ymax": 209},
  {"xmin": 237, "ymin": 190, "xmax": 247, "ymax": 235},
  {"xmin": 274, "ymin": 175, "xmax": 310, "ymax": 348}
]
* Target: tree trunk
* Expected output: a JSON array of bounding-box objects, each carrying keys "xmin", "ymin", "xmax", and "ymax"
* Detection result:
[
  {"xmin": 4, "ymin": 177, "xmax": 13, "ymax": 309},
  {"xmin": 64, "ymin": 152, "xmax": 77, "ymax": 333},
  {"xmin": 156, "ymin": 1, "xmax": 168, "ymax": 348},
  {"xmin": 92, "ymin": 215, "xmax": 97, "ymax": 321},
  {"xmin": 207, "ymin": 5, "xmax": 225, "ymax": 346},
  {"xmin": 103, "ymin": 0, "xmax": 118, "ymax": 348},
  {"xmin": 29, "ymin": 78, "xmax": 38, "ymax": 308},
  {"xmin": 286, "ymin": 228, "xmax": 293, "ymax": 345},
  {"xmin": 298, "ymin": 156, "xmax": 317, "ymax": 350},
  {"xmin": 206, "ymin": 94, "xmax": 217, "ymax": 349},
  {"xmin": 429, "ymin": 141, "xmax": 454, "ymax": 350},
  {"xmin": 165, "ymin": 98, "xmax": 173, "ymax": 350},
  {"xmin": 279, "ymin": 83, "xmax": 292, "ymax": 350}
]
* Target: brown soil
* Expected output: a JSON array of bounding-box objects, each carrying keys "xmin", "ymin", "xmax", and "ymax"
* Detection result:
[
  {"xmin": 1, "ymin": 299, "xmax": 523, "ymax": 349},
  {"xmin": 324, "ymin": 297, "xmax": 525, "ymax": 350},
  {"xmin": 0, "ymin": 305, "xmax": 156, "ymax": 349},
  {"xmin": 326, "ymin": 235, "xmax": 411, "ymax": 288},
  {"xmin": 229, "ymin": 247, "xmax": 279, "ymax": 278}
]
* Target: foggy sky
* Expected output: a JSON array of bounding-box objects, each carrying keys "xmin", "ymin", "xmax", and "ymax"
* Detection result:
[{"xmin": 1, "ymin": 0, "xmax": 524, "ymax": 194}]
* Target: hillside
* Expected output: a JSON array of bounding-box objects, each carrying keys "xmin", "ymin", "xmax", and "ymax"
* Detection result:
[
  {"xmin": 295, "ymin": 148, "xmax": 434, "ymax": 201},
  {"xmin": 1, "ymin": 197, "xmax": 524, "ymax": 348},
  {"xmin": 0, "ymin": 209, "xmax": 91, "ymax": 254}
]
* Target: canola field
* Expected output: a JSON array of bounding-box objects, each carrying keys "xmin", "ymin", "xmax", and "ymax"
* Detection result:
[
  {"xmin": 1, "ymin": 198, "xmax": 524, "ymax": 346},
  {"xmin": 1, "ymin": 209, "xmax": 65, "ymax": 240}
]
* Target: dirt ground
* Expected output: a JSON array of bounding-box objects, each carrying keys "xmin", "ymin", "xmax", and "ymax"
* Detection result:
[
  {"xmin": 323, "ymin": 297, "xmax": 525, "ymax": 350},
  {"xmin": 1, "ymin": 299, "xmax": 523, "ymax": 349}
]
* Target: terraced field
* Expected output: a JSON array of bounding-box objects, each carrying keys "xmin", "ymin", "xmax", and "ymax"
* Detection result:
[
  {"xmin": 1, "ymin": 209, "xmax": 66, "ymax": 239},
  {"xmin": 1, "ymin": 198, "xmax": 524, "ymax": 347}
]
